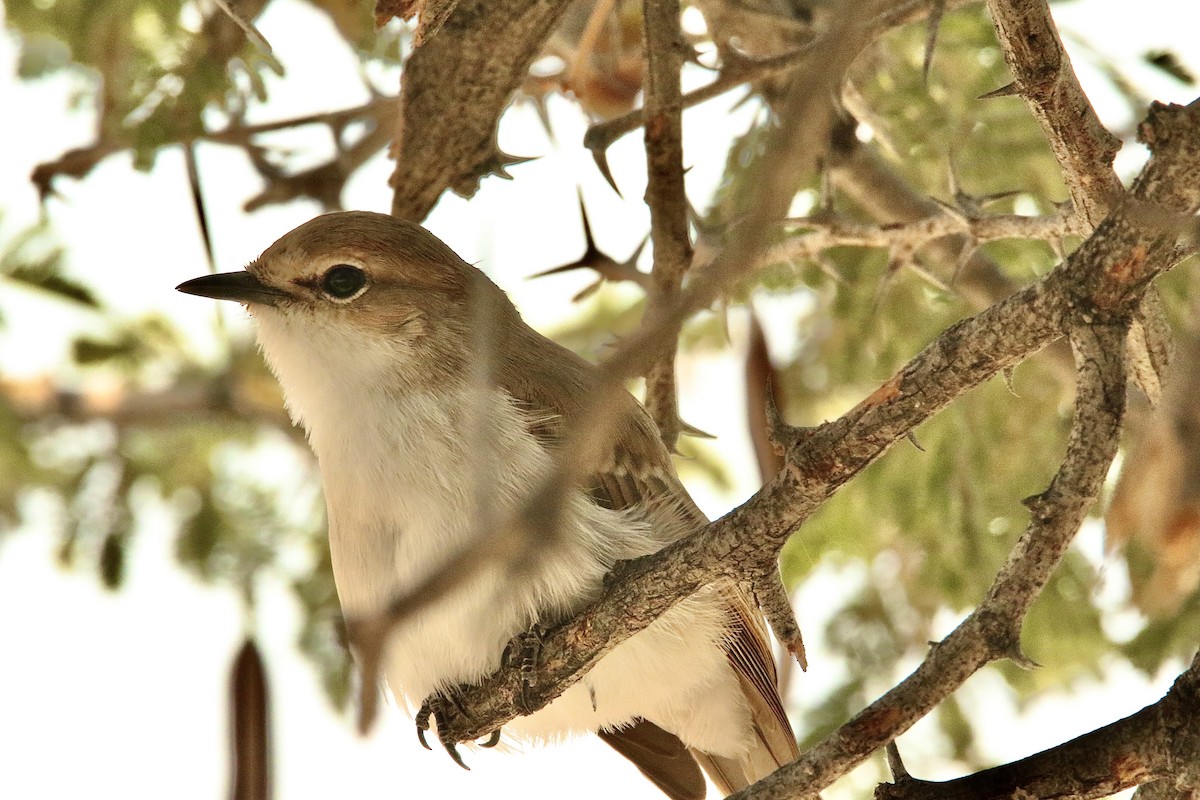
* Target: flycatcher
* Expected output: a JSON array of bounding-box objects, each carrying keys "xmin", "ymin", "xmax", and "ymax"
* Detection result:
[{"xmin": 178, "ymin": 211, "xmax": 797, "ymax": 799}]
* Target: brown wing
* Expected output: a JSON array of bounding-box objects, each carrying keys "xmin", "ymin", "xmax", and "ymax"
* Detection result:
[{"xmin": 496, "ymin": 324, "xmax": 797, "ymax": 794}]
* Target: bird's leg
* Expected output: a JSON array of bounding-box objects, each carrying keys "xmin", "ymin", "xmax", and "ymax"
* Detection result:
[
  {"xmin": 416, "ymin": 621, "xmax": 555, "ymax": 763},
  {"xmin": 503, "ymin": 623, "xmax": 548, "ymax": 715}
]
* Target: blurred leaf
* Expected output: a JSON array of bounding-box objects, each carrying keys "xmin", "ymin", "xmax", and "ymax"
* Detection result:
[
  {"xmin": 71, "ymin": 315, "xmax": 182, "ymax": 370},
  {"xmin": 16, "ymin": 32, "xmax": 74, "ymax": 79},
  {"xmin": 99, "ymin": 530, "xmax": 126, "ymax": 589},
  {"xmin": 6, "ymin": 261, "xmax": 99, "ymax": 308},
  {"xmin": 1144, "ymin": 50, "xmax": 1195, "ymax": 85}
]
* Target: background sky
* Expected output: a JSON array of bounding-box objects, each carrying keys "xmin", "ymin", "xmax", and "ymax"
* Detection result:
[{"xmin": 2, "ymin": 2, "xmax": 1199, "ymax": 798}]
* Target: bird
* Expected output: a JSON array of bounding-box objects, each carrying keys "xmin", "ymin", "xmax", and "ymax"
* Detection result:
[{"xmin": 177, "ymin": 210, "xmax": 798, "ymax": 799}]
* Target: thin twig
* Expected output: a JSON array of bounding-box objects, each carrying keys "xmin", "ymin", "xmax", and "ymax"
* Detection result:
[
  {"xmin": 640, "ymin": 0, "xmax": 692, "ymax": 449},
  {"xmin": 584, "ymin": 0, "xmax": 976, "ymax": 162},
  {"xmin": 210, "ymin": 0, "xmax": 274, "ymax": 55}
]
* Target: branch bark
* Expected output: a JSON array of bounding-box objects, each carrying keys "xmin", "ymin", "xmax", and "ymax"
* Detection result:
[{"xmin": 388, "ymin": 0, "xmax": 573, "ymax": 221}]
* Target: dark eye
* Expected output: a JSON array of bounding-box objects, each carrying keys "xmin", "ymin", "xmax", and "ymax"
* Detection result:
[{"xmin": 321, "ymin": 265, "xmax": 366, "ymax": 299}]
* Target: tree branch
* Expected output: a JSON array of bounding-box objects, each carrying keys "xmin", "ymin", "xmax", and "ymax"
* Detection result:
[
  {"xmin": 640, "ymin": 0, "xmax": 691, "ymax": 449},
  {"xmin": 734, "ymin": 313, "xmax": 1129, "ymax": 800},
  {"xmin": 762, "ymin": 205, "xmax": 1073, "ymax": 282},
  {"xmin": 583, "ymin": 0, "xmax": 975, "ymax": 169},
  {"xmin": 388, "ymin": 0, "xmax": 573, "ymax": 221},
  {"xmin": 985, "ymin": 0, "xmax": 1123, "ymax": 230},
  {"xmin": 875, "ymin": 652, "xmax": 1200, "ymax": 800}
]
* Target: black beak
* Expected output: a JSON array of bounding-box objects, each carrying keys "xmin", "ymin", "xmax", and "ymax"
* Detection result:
[{"xmin": 175, "ymin": 271, "xmax": 287, "ymax": 306}]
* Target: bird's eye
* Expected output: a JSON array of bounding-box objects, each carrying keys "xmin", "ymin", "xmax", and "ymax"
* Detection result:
[{"xmin": 321, "ymin": 265, "xmax": 367, "ymax": 300}]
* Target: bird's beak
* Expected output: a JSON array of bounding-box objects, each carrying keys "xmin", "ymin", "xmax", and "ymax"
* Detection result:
[{"xmin": 175, "ymin": 271, "xmax": 288, "ymax": 307}]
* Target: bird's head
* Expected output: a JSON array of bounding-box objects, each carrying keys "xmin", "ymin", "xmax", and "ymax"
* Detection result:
[{"xmin": 177, "ymin": 211, "xmax": 518, "ymax": 424}]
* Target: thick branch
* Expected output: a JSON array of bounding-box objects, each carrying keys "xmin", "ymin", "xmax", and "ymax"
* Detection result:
[
  {"xmin": 875, "ymin": 652, "xmax": 1200, "ymax": 800},
  {"xmin": 986, "ymin": 0, "xmax": 1123, "ymax": 229}
]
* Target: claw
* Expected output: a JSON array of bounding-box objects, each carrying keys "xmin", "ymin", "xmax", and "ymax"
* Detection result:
[
  {"xmin": 443, "ymin": 739, "xmax": 470, "ymax": 770},
  {"xmin": 416, "ymin": 703, "xmax": 433, "ymax": 750},
  {"xmin": 479, "ymin": 729, "xmax": 502, "ymax": 748}
]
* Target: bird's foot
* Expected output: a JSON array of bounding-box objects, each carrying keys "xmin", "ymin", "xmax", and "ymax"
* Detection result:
[{"xmin": 415, "ymin": 692, "xmax": 502, "ymax": 768}]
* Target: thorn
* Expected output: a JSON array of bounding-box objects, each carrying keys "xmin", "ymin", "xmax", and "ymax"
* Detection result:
[
  {"xmin": 1000, "ymin": 366, "xmax": 1019, "ymax": 396},
  {"xmin": 1049, "ymin": 236, "xmax": 1066, "ymax": 262},
  {"xmin": 950, "ymin": 236, "xmax": 977, "ymax": 286},
  {"xmin": 763, "ymin": 376, "xmax": 799, "ymax": 457},
  {"xmin": 679, "ymin": 420, "xmax": 716, "ymax": 439},
  {"xmin": 818, "ymin": 167, "xmax": 836, "ymax": 215},
  {"xmin": 717, "ymin": 49, "xmax": 758, "ymax": 79},
  {"xmin": 577, "ymin": 185, "xmax": 599, "ymax": 249},
  {"xmin": 1021, "ymin": 490, "xmax": 1047, "ymax": 511},
  {"xmin": 484, "ymin": 149, "xmax": 538, "ymax": 180},
  {"xmin": 571, "ymin": 279, "xmax": 604, "ymax": 302},
  {"xmin": 929, "ymin": 194, "xmax": 969, "ymax": 224},
  {"xmin": 871, "ymin": 261, "xmax": 899, "ymax": 316},
  {"xmin": 1007, "ymin": 647, "xmax": 1041, "ymax": 671},
  {"xmin": 626, "ymin": 233, "xmax": 650, "ymax": 268},
  {"xmin": 978, "ymin": 81, "xmax": 1020, "ymax": 100},
  {"xmin": 527, "ymin": 190, "xmax": 650, "ymax": 296},
  {"xmin": 886, "ymin": 741, "xmax": 911, "ymax": 780},
  {"xmin": 906, "ymin": 431, "xmax": 925, "ymax": 452},
  {"xmin": 814, "ymin": 256, "xmax": 848, "ymax": 286},
  {"xmin": 923, "ymin": 0, "xmax": 946, "ymax": 85},
  {"xmin": 526, "ymin": 90, "xmax": 557, "ymax": 143},
  {"xmin": 682, "ymin": 44, "xmax": 713, "ymax": 69},
  {"xmin": 717, "ymin": 297, "xmax": 732, "ymax": 344},
  {"xmin": 589, "ymin": 146, "xmax": 621, "ymax": 196},
  {"xmin": 976, "ymin": 188, "xmax": 1023, "ymax": 207}
]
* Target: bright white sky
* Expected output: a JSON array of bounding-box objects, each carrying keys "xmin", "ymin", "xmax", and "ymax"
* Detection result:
[{"xmin": 1, "ymin": 2, "xmax": 1198, "ymax": 799}]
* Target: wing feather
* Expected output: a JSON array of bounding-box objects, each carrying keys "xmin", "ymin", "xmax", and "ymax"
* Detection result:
[{"xmin": 496, "ymin": 327, "xmax": 797, "ymax": 794}]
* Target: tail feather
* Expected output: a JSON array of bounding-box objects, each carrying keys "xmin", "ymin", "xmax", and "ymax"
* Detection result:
[
  {"xmin": 599, "ymin": 719, "xmax": 707, "ymax": 800},
  {"xmin": 692, "ymin": 589, "xmax": 801, "ymax": 796}
]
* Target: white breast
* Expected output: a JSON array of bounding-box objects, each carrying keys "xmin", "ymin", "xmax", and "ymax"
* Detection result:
[{"xmin": 252, "ymin": 308, "xmax": 754, "ymax": 756}]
